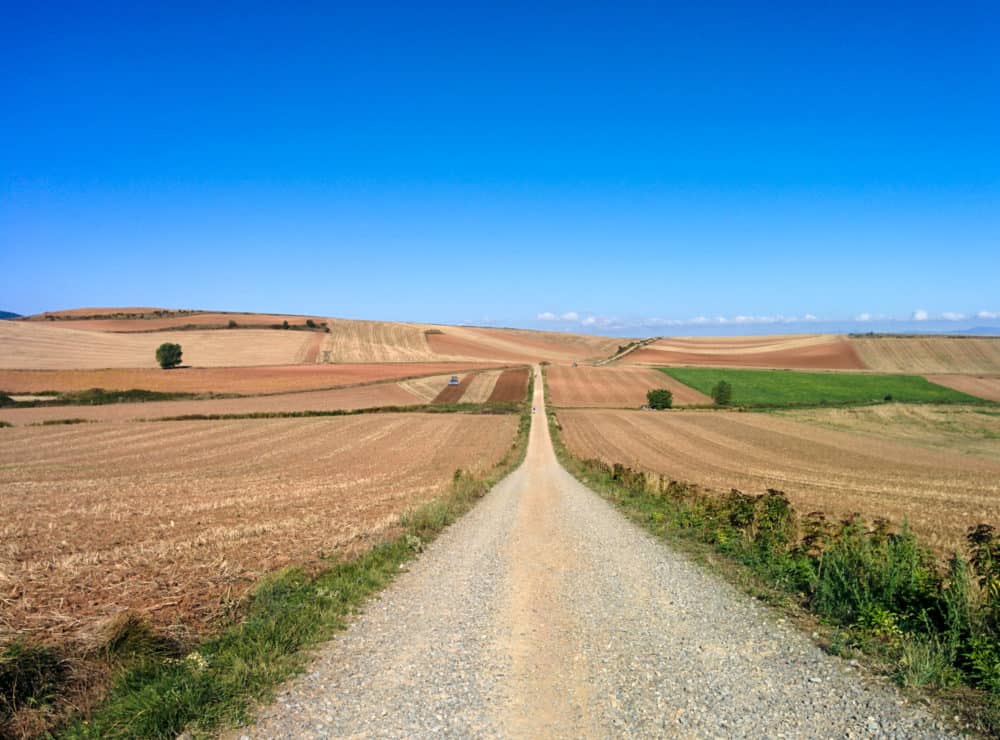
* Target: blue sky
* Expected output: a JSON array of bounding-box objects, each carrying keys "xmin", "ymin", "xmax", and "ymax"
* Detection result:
[{"xmin": 2, "ymin": 1, "xmax": 998, "ymax": 336}]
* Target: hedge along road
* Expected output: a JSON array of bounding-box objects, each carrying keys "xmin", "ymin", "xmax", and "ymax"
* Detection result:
[{"xmin": 236, "ymin": 367, "xmax": 956, "ymax": 738}]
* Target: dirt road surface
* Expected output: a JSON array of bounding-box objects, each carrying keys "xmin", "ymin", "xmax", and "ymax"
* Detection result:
[{"xmin": 238, "ymin": 369, "xmax": 955, "ymax": 738}]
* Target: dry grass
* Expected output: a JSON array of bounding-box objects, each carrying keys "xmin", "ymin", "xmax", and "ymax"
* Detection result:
[
  {"xmin": 0, "ymin": 384, "xmax": 424, "ymax": 426},
  {"xmin": 460, "ymin": 370, "xmax": 503, "ymax": 403},
  {"xmin": 624, "ymin": 334, "xmax": 865, "ymax": 369},
  {"xmin": 0, "ymin": 414, "xmax": 518, "ymax": 647},
  {"xmin": 320, "ymin": 319, "xmax": 440, "ymax": 362},
  {"xmin": 546, "ymin": 364, "xmax": 711, "ymax": 407},
  {"xmin": 926, "ymin": 374, "xmax": 1000, "ymax": 401},
  {"xmin": 0, "ymin": 321, "xmax": 319, "ymax": 369},
  {"xmin": 426, "ymin": 326, "xmax": 624, "ymax": 362},
  {"xmin": 852, "ymin": 336, "xmax": 1000, "ymax": 374},
  {"xmin": 0, "ymin": 362, "xmax": 504, "ymax": 395},
  {"xmin": 558, "ymin": 408, "xmax": 1000, "ymax": 553}
]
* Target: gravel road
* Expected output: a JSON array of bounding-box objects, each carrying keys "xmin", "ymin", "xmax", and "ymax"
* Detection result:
[{"xmin": 236, "ymin": 368, "xmax": 957, "ymax": 738}]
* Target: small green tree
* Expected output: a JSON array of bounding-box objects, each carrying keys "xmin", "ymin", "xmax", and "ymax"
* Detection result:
[
  {"xmin": 711, "ymin": 380, "xmax": 732, "ymax": 406},
  {"xmin": 282, "ymin": 320, "xmax": 290, "ymax": 329},
  {"xmin": 227, "ymin": 319, "xmax": 238, "ymax": 328},
  {"xmin": 155, "ymin": 342, "xmax": 182, "ymax": 369},
  {"xmin": 646, "ymin": 388, "xmax": 673, "ymax": 409},
  {"xmin": 306, "ymin": 319, "xmax": 317, "ymax": 328}
]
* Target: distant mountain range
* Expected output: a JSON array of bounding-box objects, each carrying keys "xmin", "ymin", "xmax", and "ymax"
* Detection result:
[{"xmin": 0, "ymin": 311, "xmax": 22, "ymax": 320}]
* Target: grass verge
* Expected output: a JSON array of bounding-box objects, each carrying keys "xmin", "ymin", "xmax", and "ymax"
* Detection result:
[
  {"xmin": 539, "ymin": 370, "xmax": 1000, "ymax": 734},
  {"xmin": 659, "ymin": 367, "xmax": 986, "ymax": 408},
  {"xmin": 2, "ymin": 387, "xmax": 533, "ymax": 739}
]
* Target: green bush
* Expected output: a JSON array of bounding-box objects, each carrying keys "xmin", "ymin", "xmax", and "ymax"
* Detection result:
[
  {"xmin": 646, "ymin": 389, "xmax": 673, "ymax": 409},
  {"xmin": 0, "ymin": 391, "xmax": 14, "ymax": 408},
  {"xmin": 711, "ymin": 380, "xmax": 733, "ymax": 406},
  {"xmin": 305, "ymin": 319, "xmax": 317, "ymax": 329},
  {"xmin": 155, "ymin": 343, "xmax": 183, "ymax": 369},
  {"xmin": 227, "ymin": 320, "xmax": 238, "ymax": 328}
]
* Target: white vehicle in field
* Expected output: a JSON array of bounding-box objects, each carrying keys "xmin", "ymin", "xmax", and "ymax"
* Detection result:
[{"xmin": 448, "ymin": 375, "xmax": 460, "ymax": 385}]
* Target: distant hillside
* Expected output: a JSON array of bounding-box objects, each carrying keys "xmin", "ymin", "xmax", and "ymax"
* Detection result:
[{"xmin": 0, "ymin": 311, "xmax": 21, "ymax": 320}]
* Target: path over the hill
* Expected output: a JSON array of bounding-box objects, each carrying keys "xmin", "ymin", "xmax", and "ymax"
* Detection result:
[{"xmin": 239, "ymin": 368, "xmax": 954, "ymax": 738}]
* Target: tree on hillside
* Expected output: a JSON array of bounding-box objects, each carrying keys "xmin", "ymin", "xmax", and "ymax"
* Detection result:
[
  {"xmin": 646, "ymin": 388, "xmax": 673, "ymax": 409},
  {"xmin": 711, "ymin": 380, "xmax": 733, "ymax": 406},
  {"xmin": 156, "ymin": 342, "xmax": 183, "ymax": 369}
]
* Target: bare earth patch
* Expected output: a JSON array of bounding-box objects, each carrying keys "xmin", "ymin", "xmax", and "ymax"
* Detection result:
[
  {"xmin": 557, "ymin": 408, "xmax": 1000, "ymax": 553},
  {"xmin": 926, "ymin": 374, "xmax": 1000, "ymax": 401},
  {"xmin": 0, "ymin": 414, "xmax": 518, "ymax": 647},
  {"xmin": 547, "ymin": 364, "xmax": 711, "ymax": 407},
  {"xmin": 624, "ymin": 334, "xmax": 865, "ymax": 370},
  {"xmin": 852, "ymin": 336, "xmax": 1000, "ymax": 374}
]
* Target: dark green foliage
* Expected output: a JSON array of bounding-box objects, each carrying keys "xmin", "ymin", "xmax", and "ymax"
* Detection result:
[
  {"xmin": 305, "ymin": 319, "xmax": 317, "ymax": 328},
  {"xmin": 0, "ymin": 391, "xmax": 14, "ymax": 407},
  {"xmin": 227, "ymin": 319, "xmax": 238, "ymax": 328},
  {"xmin": 646, "ymin": 388, "xmax": 673, "ymax": 409},
  {"xmin": 282, "ymin": 320, "xmax": 289, "ymax": 329},
  {"xmin": 0, "ymin": 642, "xmax": 66, "ymax": 730},
  {"xmin": 711, "ymin": 380, "xmax": 733, "ymax": 406},
  {"xmin": 155, "ymin": 342, "xmax": 183, "ymax": 369}
]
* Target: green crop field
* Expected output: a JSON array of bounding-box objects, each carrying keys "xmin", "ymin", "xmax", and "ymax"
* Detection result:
[{"xmin": 658, "ymin": 367, "xmax": 984, "ymax": 407}]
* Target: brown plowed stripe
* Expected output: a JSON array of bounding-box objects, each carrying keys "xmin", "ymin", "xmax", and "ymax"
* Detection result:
[
  {"xmin": 926, "ymin": 374, "xmax": 1000, "ymax": 401},
  {"xmin": 432, "ymin": 374, "xmax": 476, "ymax": 403},
  {"xmin": 627, "ymin": 338, "xmax": 865, "ymax": 370},
  {"xmin": 488, "ymin": 367, "xmax": 530, "ymax": 402}
]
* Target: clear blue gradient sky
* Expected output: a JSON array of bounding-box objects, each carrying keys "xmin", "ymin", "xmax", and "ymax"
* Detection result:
[{"xmin": 2, "ymin": 1, "xmax": 998, "ymax": 336}]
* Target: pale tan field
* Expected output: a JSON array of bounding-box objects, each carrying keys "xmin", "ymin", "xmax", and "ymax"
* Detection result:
[
  {"xmin": 852, "ymin": 336, "xmax": 1000, "ymax": 374},
  {"xmin": 925, "ymin": 374, "xmax": 1000, "ymax": 401},
  {"xmin": 0, "ymin": 383, "xmax": 424, "ymax": 426},
  {"xmin": 0, "ymin": 321, "xmax": 320, "ymax": 369},
  {"xmin": 461, "ymin": 370, "xmax": 503, "ymax": 403},
  {"xmin": 546, "ymin": 365, "xmax": 711, "ymax": 407},
  {"xmin": 25, "ymin": 311, "xmax": 325, "ymax": 332},
  {"xmin": 321, "ymin": 319, "xmax": 441, "ymax": 362},
  {"xmin": 0, "ymin": 414, "xmax": 518, "ymax": 645},
  {"xmin": 774, "ymin": 405, "xmax": 1000, "ymax": 461},
  {"xmin": 397, "ymin": 373, "xmax": 458, "ymax": 402},
  {"xmin": 0, "ymin": 362, "xmax": 503, "ymax": 395},
  {"xmin": 426, "ymin": 325, "xmax": 623, "ymax": 362},
  {"xmin": 624, "ymin": 334, "xmax": 865, "ymax": 370},
  {"xmin": 558, "ymin": 408, "xmax": 1000, "ymax": 552}
]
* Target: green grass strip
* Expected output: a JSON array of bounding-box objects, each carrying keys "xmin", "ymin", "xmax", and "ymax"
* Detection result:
[{"xmin": 660, "ymin": 367, "xmax": 984, "ymax": 407}]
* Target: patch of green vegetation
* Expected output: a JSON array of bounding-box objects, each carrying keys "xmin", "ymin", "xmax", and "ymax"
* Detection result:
[
  {"xmin": 35, "ymin": 418, "xmax": 91, "ymax": 426},
  {"xmin": 18, "ymin": 387, "xmax": 534, "ymax": 738},
  {"xmin": 545, "ymin": 398, "xmax": 1000, "ymax": 735},
  {"xmin": 660, "ymin": 367, "xmax": 984, "ymax": 408},
  {"xmin": 0, "ymin": 421, "xmax": 11, "ymax": 428}
]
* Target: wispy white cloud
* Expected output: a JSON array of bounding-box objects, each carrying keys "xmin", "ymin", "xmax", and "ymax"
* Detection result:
[
  {"xmin": 536, "ymin": 311, "xmax": 557, "ymax": 321},
  {"xmin": 855, "ymin": 313, "xmax": 872, "ymax": 321},
  {"xmin": 941, "ymin": 312, "xmax": 966, "ymax": 321},
  {"xmin": 912, "ymin": 309, "xmax": 929, "ymax": 321},
  {"xmin": 561, "ymin": 311, "xmax": 579, "ymax": 321},
  {"xmin": 977, "ymin": 310, "xmax": 999, "ymax": 320}
]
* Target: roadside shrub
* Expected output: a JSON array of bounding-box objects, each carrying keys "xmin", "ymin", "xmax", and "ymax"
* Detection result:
[
  {"xmin": 305, "ymin": 319, "xmax": 317, "ymax": 329},
  {"xmin": 227, "ymin": 320, "xmax": 238, "ymax": 328},
  {"xmin": 646, "ymin": 389, "xmax": 673, "ymax": 409},
  {"xmin": 711, "ymin": 380, "xmax": 733, "ymax": 406},
  {"xmin": 155, "ymin": 342, "xmax": 182, "ymax": 369},
  {"xmin": 0, "ymin": 392, "xmax": 14, "ymax": 407},
  {"xmin": 282, "ymin": 320, "xmax": 289, "ymax": 329}
]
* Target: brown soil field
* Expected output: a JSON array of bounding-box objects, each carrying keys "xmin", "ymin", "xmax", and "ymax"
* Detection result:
[
  {"xmin": 558, "ymin": 408, "xmax": 1000, "ymax": 553},
  {"xmin": 0, "ymin": 362, "xmax": 504, "ymax": 395},
  {"xmin": 774, "ymin": 405, "xmax": 1000, "ymax": 462},
  {"xmin": 432, "ymin": 374, "xmax": 476, "ymax": 403},
  {"xmin": 852, "ymin": 336, "xmax": 1000, "ymax": 374},
  {"xmin": 624, "ymin": 334, "xmax": 865, "ymax": 370},
  {"xmin": 426, "ymin": 326, "xmax": 623, "ymax": 363},
  {"xmin": 488, "ymin": 368, "xmax": 531, "ymax": 402},
  {"xmin": 546, "ymin": 365, "xmax": 712, "ymax": 407},
  {"xmin": 460, "ymin": 370, "xmax": 503, "ymax": 403},
  {"xmin": 0, "ymin": 414, "xmax": 518, "ymax": 646},
  {"xmin": 24, "ymin": 312, "xmax": 325, "ymax": 332},
  {"xmin": 0, "ymin": 384, "xmax": 424, "ymax": 426},
  {"xmin": 0, "ymin": 321, "xmax": 321, "ymax": 369},
  {"xmin": 926, "ymin": 374, "xmax": 1000, "ymax": 401},
  {"xmin": 397, "ymin": 373, "xmax": 456, "ymax": 402}
]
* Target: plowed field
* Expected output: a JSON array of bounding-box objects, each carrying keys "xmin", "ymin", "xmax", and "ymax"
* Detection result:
[
  {"xmin": 558, "ymin": 409, "xmax": 1000, "ymax": 552},
  {"xmin": 546, "ymin": 365, "xmax": 711, "ymax": 407},
  {"xmin": 426, "ymin": 326, "xmax": 623, "ymax": 362},
  {"xmin": 0, "ymin": 362, "xmax": 503, "ymax": 395},
  {"xmin": 488, "ymin": 368, "xmax": 530, "ymax": 402},
  {"xmin": 0, "ymin": 384, "xmax": 423, "ymax": 426},
  {"xmin": 852, "ymin": 336, "xmax": 1000, "ymax": 374},
  {"xmin": 624, "ymin": 334, "xmax": 865, "ymax": 370},
  {"xmin": 432, "ymin": 374, "xmax": 475, "ymax": 403},
  {"xmin": 0, "ymin": 414, "xmax": 518, "ymax": 646},
  {"xmin": 925, "ymin": 375, "xmax": 1000, "ymax": 401}
]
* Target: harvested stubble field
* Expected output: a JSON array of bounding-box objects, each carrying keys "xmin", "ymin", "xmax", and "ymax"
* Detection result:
[
  {"xmin": 852, "ymin": 336, "xmax": 1000, "ymax": 374},
  {"xmin": 425, "ymin": 326, "xmax": 624, "ymax": 362},
  {"xmin": 773, "ymin": 404, "xmax": 1000, "ymax": 462},
  {"xmin": 557, "ymin": 408, "xmax": 1000, "ymax": 553},
  {"xmin": 0, "ymin": 384, "xmax": 424, "ymax": 426},
  {"xmin": 432, "ymin": 374, "xmax": 476, "ymax": 404},
  {"xmin": 0, "ymin": 414, "xmax": 518, "ymax": 648},
  {"xmin": 546, "ymin": 364, "xmax": 711, "ymax": 407},
  {"xmin": 0, "ymin": 362, "xmax": 503, "ymax": 395},
  {"xmin": 926, "ymin": 374, "xmax": 1000, "ymax": 402},
  {"xmin": 0, "ymin": 321, "xmax": 322, "ymax": 369},
  {"xmin": 624, "ymin": 334, "xmax": 865, "ymax": 370},
  {"xmin": 487, "ymin": 367, "xmax": 530, "ymax": 402}
]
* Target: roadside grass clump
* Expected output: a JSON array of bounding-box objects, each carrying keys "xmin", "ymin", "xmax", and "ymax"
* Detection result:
[
  {"xmin": 1, "ymin": 642, "xmax": 68, "ymax": 735},
  {"xmin": 543, "ymin": 394, "xmax": 1000, "ymax": 732},
  {"xmin": 659, "ymin": 367, "xmax": 985, "ymax": 408},
  {"xmin": 26, "ymin": 382, "xmax": 534, "ymax": 739}
]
